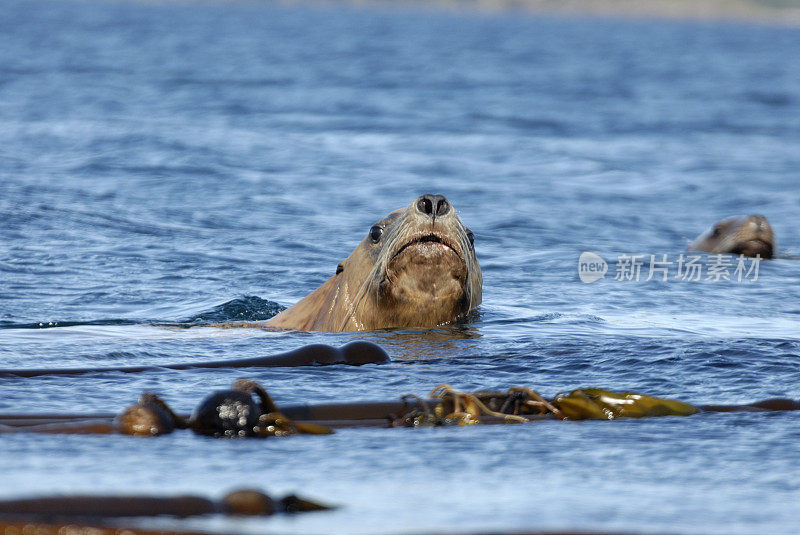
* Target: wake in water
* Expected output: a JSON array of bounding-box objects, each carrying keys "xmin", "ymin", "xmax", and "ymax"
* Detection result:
[
  {"xmin": 0, "ymin": 295, "xmax": 286, "ymax": 330},
  {"xmin": 183, "ymin": 295, "xmax": 285, "ymax": 324}
]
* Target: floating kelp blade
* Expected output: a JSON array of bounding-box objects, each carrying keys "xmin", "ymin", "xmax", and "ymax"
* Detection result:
[
  {"xmin": 0, "ymin": 341, "xmax": 389, "ymax": 378},
  {"xmin": 700, "ymin": 398, "xmax": 800, "ymax": 412},
  {"xmin": 553, "ymin": 388, "xmax": 700, "ymax": 420},
  {"xmin": 0, "ymin": 489, "xmax": 331, "ymax": 519}
]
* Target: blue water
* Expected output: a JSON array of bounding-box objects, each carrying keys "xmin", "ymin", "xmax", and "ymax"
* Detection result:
[{"xmin": 2, "ymin": 1, "xmax": 800, "ymax": 533}]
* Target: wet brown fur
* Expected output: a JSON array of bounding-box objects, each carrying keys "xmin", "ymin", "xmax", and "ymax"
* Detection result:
[
  {"xmin": 266, "ymin": 195, "xmax": 482, "ymax": 332},
  {"xmin": 687, "ymin": 214, "xmax": 775, "ymax": 259}
]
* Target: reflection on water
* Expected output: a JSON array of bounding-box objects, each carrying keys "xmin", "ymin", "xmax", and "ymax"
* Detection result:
[{"xmin": 373, "ymin": 322, "xmax": 482, "ymax": 360}]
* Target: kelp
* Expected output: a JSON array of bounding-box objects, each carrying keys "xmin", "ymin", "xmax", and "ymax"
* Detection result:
[
  {"xmin": 553, "ymin": 388, "xmax": 699, "ymax": 420},
  {"xmin": 5, "ymin": 383, "xmax": 796, "ymax": 436},
  {"xmin": 118, "ymin": 379, "xmax": 333, "ymax": 438},
  {"xmin": 395, "ymin": 384, "xmax": 560, "ymax": 427},
  {"xmin": 395, "ymin": 385, "xmax": 699, "ymax": 426},
  {"xmin": 0, "ymin": 488, "xmax": 331, "ymax": 519}
]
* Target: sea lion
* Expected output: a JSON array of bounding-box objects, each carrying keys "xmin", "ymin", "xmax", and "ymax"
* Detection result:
[
  {"xmin": 266, "ymin": 194, "xmax": 482, "ymax": 332},
  {"xmin": 687, "ymin": 214, "xmax": 775, "ymax": 259}
]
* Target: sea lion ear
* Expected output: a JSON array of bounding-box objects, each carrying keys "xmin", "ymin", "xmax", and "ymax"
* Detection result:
[{"xmin": 336, "ymin": 261, "xmax": 345, "ymax": 275}]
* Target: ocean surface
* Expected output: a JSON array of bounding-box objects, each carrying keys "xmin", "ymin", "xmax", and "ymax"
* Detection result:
[{"xmin": 1, "ymin": 1, "xmax": 800, "ymax": 533}]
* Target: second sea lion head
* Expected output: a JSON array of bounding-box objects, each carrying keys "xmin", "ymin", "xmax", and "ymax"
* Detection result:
[
  {"xmin": 688, "ymin": 214, "xmax": 775, "ymax": 259},
  {"xmin": 337, "ymin": 194, "xmax": 482, "ymax": 330}
]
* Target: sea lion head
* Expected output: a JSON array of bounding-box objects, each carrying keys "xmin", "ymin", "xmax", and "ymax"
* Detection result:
[
  {"xmin": 336, "ymin": 194, "xmax": 482, "ymax": 330},
  {"xmin": 687, "ymin": 215, "xmax": 775, "ymax": 259}
]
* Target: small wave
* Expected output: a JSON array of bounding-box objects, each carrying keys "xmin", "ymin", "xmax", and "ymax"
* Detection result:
[
  {"xmin": 0, "ymin": 319, "xmax": 139, "ymax": 330},
  {"xmin": 162, "ymin": 76, "xmax": 294, "ymax": 88},
  {"xmin": 468, "ymin": 112, "xmax": 570, "ymax": 135},
  {"xmin": 183, "ymin": 295, "xmax": 285, "ymax": 324},
  {"xmin": 743, "ymin": 91, "xmax": 793, "ymax": 107},
  {"xmin": 0, "ymin": 296, "xmax": 285, "ymax": 329}
]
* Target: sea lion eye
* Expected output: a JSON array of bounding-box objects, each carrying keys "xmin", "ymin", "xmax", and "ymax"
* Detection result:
[
  {"xmin": 466, "ymin": 230, "xmax": 474, "ymax": 250},
  {"xmin": 711, "ymin": 226, "xmax": 721, "ymax": 238},
  {"xmin": 369, "ymin": 225, "xmax": 383, "ymax": 243}
]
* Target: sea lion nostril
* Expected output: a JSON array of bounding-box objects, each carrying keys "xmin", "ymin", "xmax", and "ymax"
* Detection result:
[
  {"xmin": 417, "ymin": 197, "xmax": 433, "ymax": 215},
  {"xmin": 436, "ymin": 198, "xmax": 450, "ymax": 217},
  {"xmin": 417, "ymin": 194, "xmax": 449, "ymax": 218}
]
